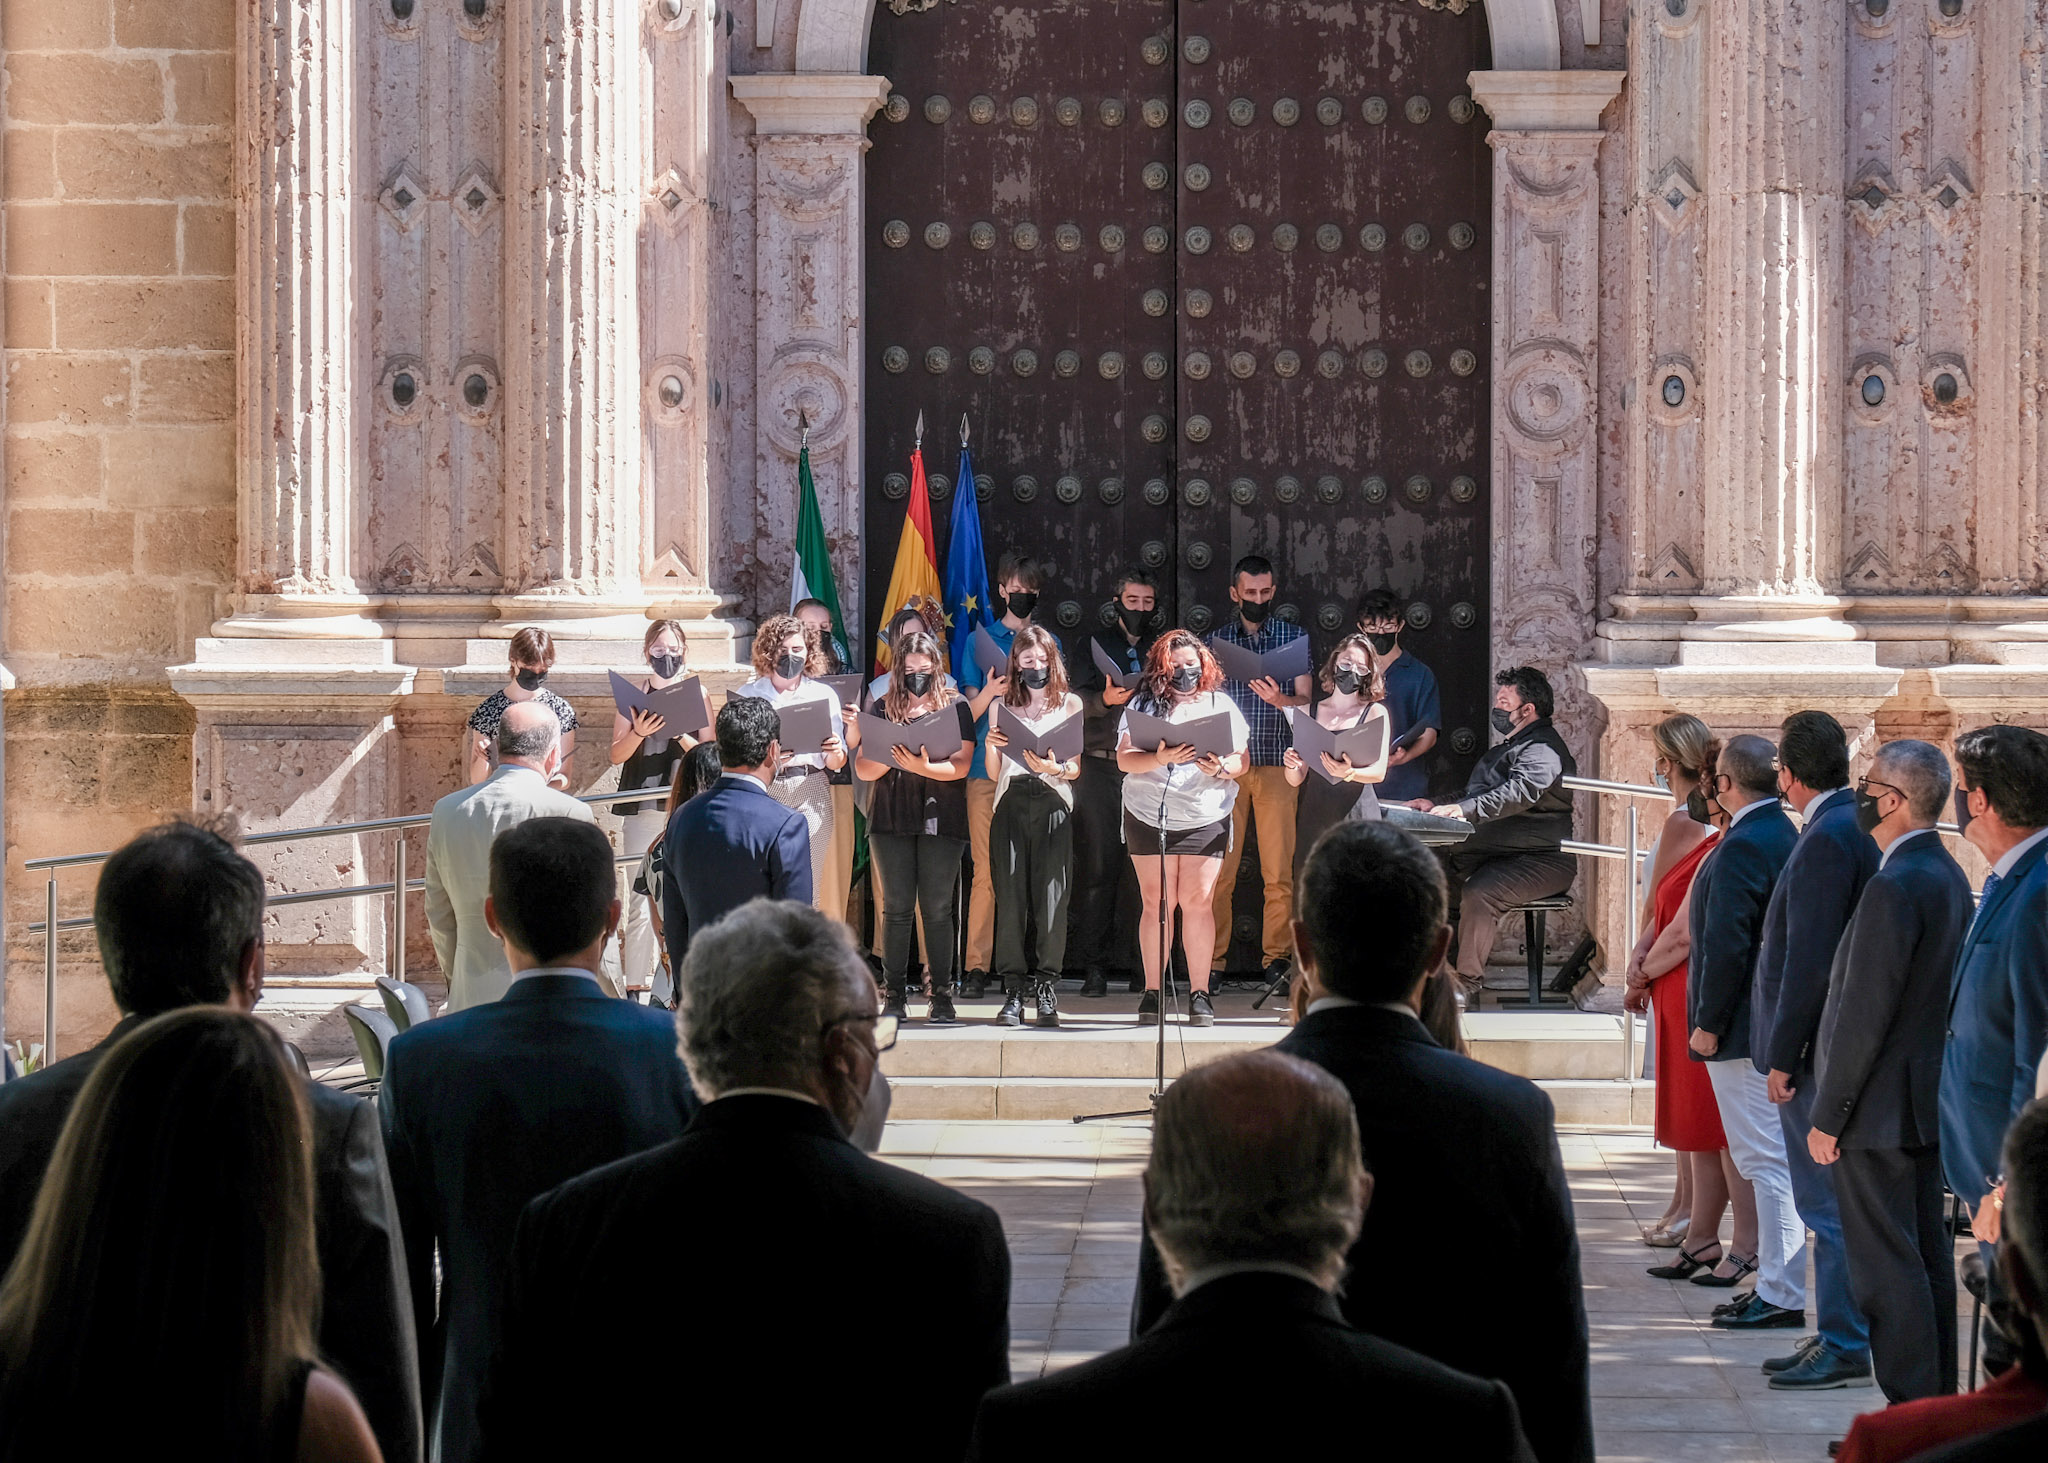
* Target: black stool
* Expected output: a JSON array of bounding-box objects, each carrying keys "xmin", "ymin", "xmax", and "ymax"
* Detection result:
[{"xmin": 1500, "ymin": 894, "xmax": 1574, "ymax": 1009}]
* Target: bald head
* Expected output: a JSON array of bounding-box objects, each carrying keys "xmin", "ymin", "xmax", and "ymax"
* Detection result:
[
  {"xmin": 498, "ymin": 699, "xmax": 562, "ymax": 767},
  {"xmin": 1717, "ymin": 734, "xmax": 1780, "ymax": 806},
  {"xmin": 1145, "ymin": 1051, "xmax": 1369, "ymax": 1294}
]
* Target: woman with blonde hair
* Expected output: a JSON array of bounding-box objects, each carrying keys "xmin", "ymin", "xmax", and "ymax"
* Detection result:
[{"xmin": 732, "ymin": 613, "xmax": 849, "ymax": 917}]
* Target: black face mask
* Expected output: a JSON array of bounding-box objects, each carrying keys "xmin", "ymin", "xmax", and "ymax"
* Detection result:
[
  {"xmin": 1953, "ymin": 786, "xmax": 1976, "ymax": 839},
  {"xmin": 901, "ymin": 671, "xmax": 934, "ymax": 697},
  {"xmin": 1170, "ymin": 665, "xmax": 1201, "ymax": 693},
  {"xmin": 1685, "ymin": 788, "xmax": 1711, "ymax": 823},
  {"xmin": 1332, "ymin": 667, "xmax": 1366, "ymax": 696},
  {"xmin": 1364, "ymin": 631, "xmax": 1398, "ymax": 656},
  {"xmin": 1854, "ymin": 789, "xmax": 1886, "ymax": 837},
  {"xmin": 515, "ymin": 668, "xmax": 547, "ymax": 691},
  {"xmin": 1006, "ymin": 591, "xmax": 1039, "ymax": 620},
  {"xmin": 1117, "ymin": 606, "xmax": 1151, "ymax": 636},
  {"xmin": 649, "ymin": 651, "xmax": 682, "ymax": 680},
  {"xmin": 1018, "ymin": 665, "xmax": 1050, "ymax": 691},
  {"xmin": 775, "ymin": 652, "xmax": 806, "ymax": 681},
  {"xmin": 1237, "ymin": 598, "xmax": 1272, "ymax": 625},
  {"xmin": 1489, "ymin": 707, "xmax": 1517, "ymax": 736}
]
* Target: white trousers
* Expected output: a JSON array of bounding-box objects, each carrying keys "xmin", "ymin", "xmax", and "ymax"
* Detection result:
[
  {"xmin": 1706, "ymin": 1057, "xmax": 1807, "ymax": 1310},
  {"xmin": 619, "ymin": 809, "xmax": 669, "ymax": 990}
]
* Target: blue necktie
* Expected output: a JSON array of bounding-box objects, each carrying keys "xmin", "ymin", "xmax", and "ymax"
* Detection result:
[{"xmin": 1968, "ymin": 871, "xmax": 2001, "ymax": 943}]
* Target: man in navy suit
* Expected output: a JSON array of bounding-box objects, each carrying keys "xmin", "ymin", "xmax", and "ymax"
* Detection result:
[
  {"xmin": 660, "ymin": 692, "xmax": 813, "ymax": 958},
  {"xmin": 1689, "ymin": 734, "xmax": 1804, "ymax": 1331},
  {"xmin": 1748, "ymin": 712, "xmax": 1877, "ymax": 1386},
  {"xmin": 382, "ymin": 816, "xmax": 697, "ymax": 1463}
]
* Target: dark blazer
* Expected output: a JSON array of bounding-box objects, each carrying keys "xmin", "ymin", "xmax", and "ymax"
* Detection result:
[
  {"xmin": 475, "ymin": 1095, "xmax": 1010, "ymax": 1463},
  {"xmin": 380, "ymin": 972, "xmax": 696, "ymax": 1463},
  {"xmin": 659, "ymin": 772, "xmax": 813, "ymax": 953},
  {"xmin": 1812, "ymin": 832, "xmax": 1973, "ymax": 1148},
  {"xmin": 1751, "ymin": 789, "xmax": 1878, "ymax": 1076},
  {"xmin": 1133, "ymin": 1006, "xmax": 1590, "ymax": 1463},
  {"xmin": 973, "ymin": 1271, "xmax": 1533, "ymax": 1461},
  {"xmin": 1453, "ymin": 718, "xmax": 1578, "ymax": 857},
  {"xmin": 1913, "ymin": 1413, "xmax": 2048, "ymax": 1463},
  {"xmin": 1941, "ymin": 834, "xmax": 2048, "ymax": 1208},
  {"xmin": 1687, "ymin": 800, "xmax": 1797, "ymax": 1065},
  {"xmin": 0, "ymin": 1014, "xmax": 422, "ymax": 1463}
]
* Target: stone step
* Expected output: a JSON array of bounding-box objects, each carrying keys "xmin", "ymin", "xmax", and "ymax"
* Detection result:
[{"xmin": 888, "ymin": 1075, "xmax": 1655, "ymax": 1125}]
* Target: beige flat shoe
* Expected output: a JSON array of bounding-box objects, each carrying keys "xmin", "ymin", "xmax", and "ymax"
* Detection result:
[{"xmin": 1641, "ymin": 1218, "xmax": 1690, "ymax": 1248}]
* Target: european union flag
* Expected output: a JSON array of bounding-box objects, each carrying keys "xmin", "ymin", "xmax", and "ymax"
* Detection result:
[{"xmin": 942, "ymin": 421, "xmax": 993, "ymax": 687}]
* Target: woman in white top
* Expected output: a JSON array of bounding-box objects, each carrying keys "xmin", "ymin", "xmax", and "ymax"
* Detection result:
[
  {"xmin": 732, "ymin": 613, "xmax": 849, "ymax": 914},
  {"xmin": 1116, "ymin": 629, "xmax": 1249, "ymax": 1028},
  {"xmin": 982, "ymin": 624, "xmax": 1083, "ymax": 1029},
  {"xmin": 607, "ymin": 619, "xmax": 708, "ymax": 994}
]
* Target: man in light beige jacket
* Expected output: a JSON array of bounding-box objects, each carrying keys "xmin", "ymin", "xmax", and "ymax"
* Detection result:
[{"xmin": 425, "ymin": 701, "xmax": 596, "ymax": 1010}]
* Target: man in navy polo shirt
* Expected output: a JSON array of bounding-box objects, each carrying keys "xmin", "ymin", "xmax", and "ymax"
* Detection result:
[{"xmin": 1356, "ymin": 588, "xmax": 1442, "ymax": 807}]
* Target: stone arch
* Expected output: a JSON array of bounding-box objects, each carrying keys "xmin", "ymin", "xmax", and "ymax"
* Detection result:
[{"xmin": 793, "ymin": 0, "xmax": 1562, "ymax": 75}]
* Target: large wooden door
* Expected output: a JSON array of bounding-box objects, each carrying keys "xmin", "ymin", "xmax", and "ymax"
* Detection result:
[{"xmin": 865, "ymin": 0, "xmax": 1492, "ymax": 791}]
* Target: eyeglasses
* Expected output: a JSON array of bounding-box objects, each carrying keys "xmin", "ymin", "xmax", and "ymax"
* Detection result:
[
  {"xmin": 1857, "ymin": 777, "xmax": 1904, "ymax": 802},
  {"xmin": 825, "ymin": 1012, "xmax": 899, "ymax": 1053}
]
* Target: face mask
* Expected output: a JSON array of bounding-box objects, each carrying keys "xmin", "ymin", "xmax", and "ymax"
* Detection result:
[
  {"xmin": 775, "ymin": 652, "xmax": 806, "ymax": 681},
  {"xmin": 1685, "ymin": 788, "xmax": 1711, "ymax": 823},
  {"xmin": 649, "ymin": 651, "xmax": 682, "ymax": 680},
  {"xmin": 1653, "ymin": 769, "xmax": 1670, "ymax": 791},
  {"xmin": 1854, "ymin": 788, "xmax": 1886, "ymax": 837},
  {"xmin": 1332, "ymin": 667, "xmax": 1365, "ymax": 696},
  {"xmin": 1118, "ymin": 606, "xmax": 1150, "ymax": 635},
  {"xmin": 1237, "ymin": 598, "xmax": 1272, "ymax": 625},
  {"xmin": 1489, "ymin": 707, "xmax": 1517, "ymax": 736},
  {"xmin": 1006, "ymin": 591, "xmax": 1039, "ymax": 620},
  {"xmin": 1019, "ymin": 665, "xmax": 1050, "ymax": 690},
  {"xmin": 1364, "ymin": 631, "xmax": 1397, "ymax": 656},
  {"xmin": 901, "ymin": 670, "xmax": 934, "ymax": 697},
  {"xmin": 846, "ymin": 1062, "xmax": 893, "ymax": 1153},
  {"xmin": 1953, "ymin": 786, "xmax": 1976, "ymax": 839},
  {"xmin": 515, "ymin": 668, "xmax": 547, "ymax": 691},
  {"xmin": 1171, "ymin": 665, "xmax": 1201, "ymax": 693}
]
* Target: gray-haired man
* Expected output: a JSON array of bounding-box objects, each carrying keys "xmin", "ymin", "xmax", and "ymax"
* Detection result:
[
  {"xmin": 967, "ymin": 1050, "xmax": 1535, "ymax": 1459},
  {"xmin": 475, "ymin": 900, "xmax": 1010, "ymax": 1463}
]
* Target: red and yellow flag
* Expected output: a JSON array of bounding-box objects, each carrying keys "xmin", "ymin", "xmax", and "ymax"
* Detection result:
[{"xmin": 873, "ymin": 444, "xmax": 945, "ymax": 673}]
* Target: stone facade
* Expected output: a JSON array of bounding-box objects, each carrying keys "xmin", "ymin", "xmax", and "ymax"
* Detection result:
[{"xmin": 7, "ymin": 0, "xmax": 2048, "ymax": 1051}]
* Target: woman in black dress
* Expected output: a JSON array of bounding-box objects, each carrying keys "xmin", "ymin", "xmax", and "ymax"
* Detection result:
[{"xmin": 1282, "ymin": 633, "xmax": 1393, "ymax": 882}]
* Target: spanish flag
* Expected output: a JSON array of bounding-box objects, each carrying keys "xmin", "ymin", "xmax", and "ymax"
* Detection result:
[{"xmin": 873, "ymin": 442, "xmax": 945, "ymax": 673}]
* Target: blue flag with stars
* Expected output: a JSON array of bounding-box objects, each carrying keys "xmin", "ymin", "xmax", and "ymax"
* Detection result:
[{"xmin": 942, "ymin": 434, "xmax": 992, "ymax": 687}]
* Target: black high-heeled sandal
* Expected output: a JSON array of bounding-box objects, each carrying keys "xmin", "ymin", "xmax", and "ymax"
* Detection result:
[
  {"xmin": 1646, "ymin": 1241, "xmax": 1721, "ymax": 1280},
  {"xmin": 1689, "ymin": 1251, "xmax": 1758, "ymax": 1288}
]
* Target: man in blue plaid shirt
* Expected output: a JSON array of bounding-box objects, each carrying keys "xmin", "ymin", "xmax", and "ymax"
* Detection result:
[{"xmin": 1205, "ymin": 555, "xmax": 1312, "ymax": 989}]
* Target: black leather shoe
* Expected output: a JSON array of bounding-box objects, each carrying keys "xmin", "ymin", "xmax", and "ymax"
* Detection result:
[
  {"xmin": 1034, "ymin": 981, "xmax": 1060, "ymax": 1028},
  {"xmin": 1713, "ymin": 1296, "xmax": 1805, "ymax": 1330},
  {"xmin": 1080, "ymin": 968, "xmax": 1109, "ymax": 998},
  {"xmin": 1690, "ymin": 1251, "xmax": 1758, "ymax": 1288},
  {"xmin": 1646, "ymin": 1242, "xmax": 1722, "ymax": 1280},
  {"xmin": 1137, "ymin": 990, "xmax": 1160, "ymax": 1024},
  {"xmin": 1767, "ymin": 1347, "xmax": 1872, "ymax": 1391},
  {"xmin": 1189, "ymin": 990, "xmax": 1215, "ymax": 1027},
  {"xmin": 927, "ymin": 991, "xmax": 958, "ymax": 1025},
  {"xmin": 997, "ymin": 992, "xmax": 1024, "ymax": 1027},
  {"xmin": 960, "ymin": 969, "xmax": 988, "ymax": 1000},
  {"xmin": 1761, "ymin": 1335, "xmax": 1824, "ymax": 1375}
]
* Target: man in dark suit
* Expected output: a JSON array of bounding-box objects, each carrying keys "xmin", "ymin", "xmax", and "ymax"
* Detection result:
[
  {"xmin": 1133, "ymin": 821, "xmax": 1590, "ymax": 1463},
  {"xmin": 1807, "ymin": 739, "xmax": 1974, "ymax": 1402},
  {"xmin": 1688, "ymin": 734, "xmax": 1805, "ymax": 1331},
  {"xmin": 0, "ymin": 821, "xmax": 421, "ymax": 1463},
  {"xmin": 382, "ymin": 816, "xmax": 697, "ymax": 1463},
  {"xmin": 660, "ymin": 692, "xmax": 813, "ymax": 957},
  {"xmin": 973, "ymin": 1049, "xmax": 1533, "ymax": 1460},
  {"xmin": 1749, "ymin": 711, "xmax": 1877, "ymax": 1386},
  {"xmin": 475, "ymin": 900, "xmax": 1010, "ymax": 1463}
]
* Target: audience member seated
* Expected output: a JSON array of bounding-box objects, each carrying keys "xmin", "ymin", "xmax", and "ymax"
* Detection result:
[
  {"xmin": 0, "ymin": 820, "xmax": 419, "ymax": 1463},
  {"xmin": 0, "ymin": 1008, "xmax": 381, "ymax": 1463},
  {"xmin": 381, "ymin": 818, "xmax": 697, "ymax": 1463},
  {"xmin": 1132, "ymin": 821, "xmax": 1592, "ymax": 1463},
  {"xmin": 1416, "ymin": 665, "xmax": 1578, "ymax": 997},
  {"xmin": 968, "ymin": 1050, "xmax": 1535, "ymax": 1460},
  {"xmin": 474, "ymin": 900, "xmax": 1010, "ymax": 1463},
  {"xmin": 1878, "ymin": 1099, "xmax": 2048, "ymax": 1462}
]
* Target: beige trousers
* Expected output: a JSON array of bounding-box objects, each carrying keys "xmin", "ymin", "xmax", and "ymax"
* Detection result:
[
  {"xmin": 1209, "ymin": 765, "xmax": 1299, "ymax": 968},
  {"xmin": 964, "ymin": 777, "xmax": 998, "ymax": 973}
]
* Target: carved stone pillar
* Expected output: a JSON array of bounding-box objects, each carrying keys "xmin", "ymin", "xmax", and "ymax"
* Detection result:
[
  {"xmin": 500, "ymin": 0, "xmax": 644, "ymax": 612},
  {"xmin": 731, "ymin": 75, "xmax": 890, "ymax": 641},
  {"xmin": 235, "ymin": 0, "xmax": 366, "ymax": 624}
]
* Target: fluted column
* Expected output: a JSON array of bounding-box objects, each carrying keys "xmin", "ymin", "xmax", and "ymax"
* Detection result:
[
  {"xmin": 237, "ymin": 0, "xmax": 359, "ymax": 600},
  {"xmin": 1700, "ymin": 0, "xmax": 1844, "ymax": 597},
  {"xmin": 501, "ymin": 0, "xmax": 643, "ymax": 600}
]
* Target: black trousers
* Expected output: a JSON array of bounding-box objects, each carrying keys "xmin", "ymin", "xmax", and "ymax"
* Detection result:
[
  {"xmin": 871, "ymin": 832, "xmax": 965, "ymax": 993},
  {"xmin": 1834, "ymin": 1143, "xmax": 1957, "ymax": 1402},
  {"xmin": 990, "ymin": 779, "xmax": 1074, "ymax": 991},
  {"xmin": 1068, "ymin": 756, "xmax": 1141, "ymax": 973}
]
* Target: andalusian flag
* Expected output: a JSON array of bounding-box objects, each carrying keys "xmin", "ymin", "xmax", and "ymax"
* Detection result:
[
  {"xmin": 789, "ymin": 440, "xmax": 851, "ymax": 667},
  {"xmin": 873, "ymin": 439, "xmax": 944, "ymax": 672}
]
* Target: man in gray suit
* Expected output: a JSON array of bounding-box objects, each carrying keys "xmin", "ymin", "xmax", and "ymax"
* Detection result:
[{"xmin": 426, "ymin": 700, "xmax": 596, "ymax": 1010}]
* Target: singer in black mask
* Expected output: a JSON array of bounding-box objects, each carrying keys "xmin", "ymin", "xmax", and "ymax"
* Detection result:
[
  {"xmin": 1414, "ymin": 665, "xmax": 1578, "ymax": 998},
  {"xmin": 1355, "ymin": 588, "xmax": 1442, "ymax": 804},
  {"xmin": 467, "ymin": 625, "xmax": 581, "ymax": 786}
]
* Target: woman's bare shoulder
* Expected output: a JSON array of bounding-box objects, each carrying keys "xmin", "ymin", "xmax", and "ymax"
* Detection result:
[{"xmin": 298, "ymin": 1368, "xmax": 382, "ymax": 1463}]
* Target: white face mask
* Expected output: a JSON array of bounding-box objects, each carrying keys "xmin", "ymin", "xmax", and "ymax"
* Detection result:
[{"xmin": 847, "ymin": 1061, "xmax": 892, "ymax": 1152}]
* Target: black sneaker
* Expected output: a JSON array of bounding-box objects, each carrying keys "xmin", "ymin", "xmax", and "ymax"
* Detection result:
[
  {"xmin": 881, "ymin": 989, "xmax": 908, "ymax": 1020},
  {"xmin": 960, "ymin": 969, "xmax": 988, "ymax": 1000},
  {"xmin": 927, "ymin": 991, "xmax": 959, "ymax": 1025},
  {"xmin": 1080, "ymin": 968, "xmax": 1109, "ymax": 998},
  {"xmin": 996, "ymin": 992, "xmax": 1024, "ymax": 1027},
  {"xmin": 1761, "ymin": 1336, "xmax": 1824, "ymax": 1375},
  {"xmin": 1189, "ymin": 990, "xmax": 1215, "ymax": 1027},
  {"xmin": 1137, "ymin": 990, "xmax": 1161, "ymax": 1024},
  {"xmin": 1034, "ymin": 981, "xmax": 1060, "ymax": 1029}
]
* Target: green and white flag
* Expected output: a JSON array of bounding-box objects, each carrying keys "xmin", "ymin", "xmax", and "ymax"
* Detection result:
[{"xmin": 790, "ymin": 442, "xmax": 851, "ymax": 667}]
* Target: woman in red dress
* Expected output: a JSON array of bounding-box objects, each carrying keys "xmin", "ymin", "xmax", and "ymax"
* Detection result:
[{"xmin": 1623, "ymin": 715, "xmax": 1760, "ymax": 1286}]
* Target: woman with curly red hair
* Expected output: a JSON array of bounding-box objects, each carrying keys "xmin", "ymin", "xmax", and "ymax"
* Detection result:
[{"xmin": 1115, "ymin": 629, "xmax": 1249, "ymax": 1027}]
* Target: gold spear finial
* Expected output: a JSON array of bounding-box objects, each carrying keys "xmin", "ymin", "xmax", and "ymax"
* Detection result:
[
  {"xmin": 796, "ymin": 407, "xmax": 810, "ymax": 448},
  {"xmin": 914, "ymin": 409, "xmax": 925, "ymax": 449},
  {"xmin": 959, "ymin": 413, "xmax": 971, "ymax": 446}
]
